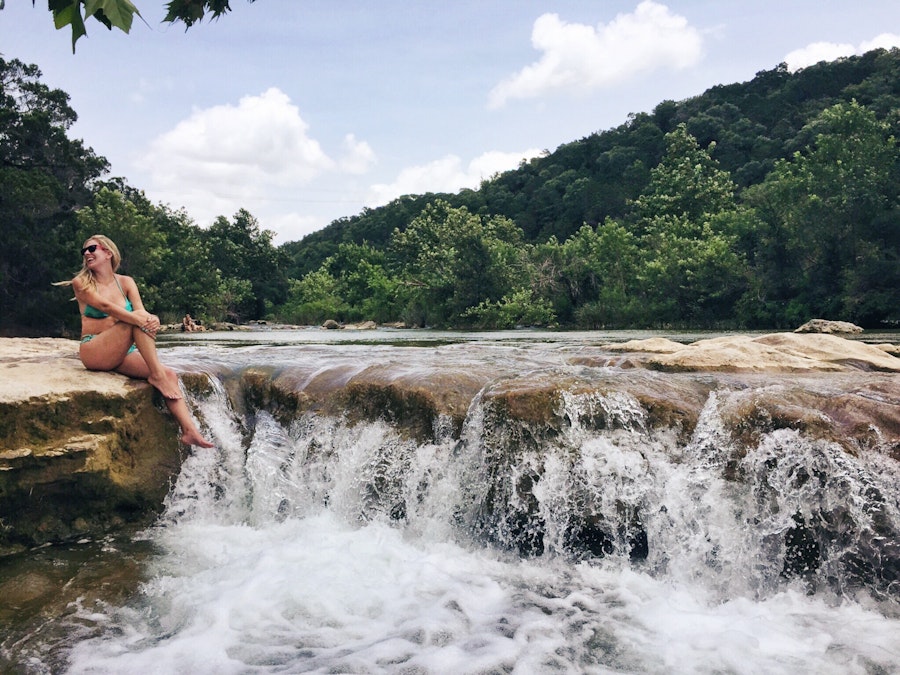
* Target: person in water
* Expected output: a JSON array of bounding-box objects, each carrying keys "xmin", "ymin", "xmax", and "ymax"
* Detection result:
[{"xmin": 59, "ymin": 234, "xmax": 214, "ymax": 448}]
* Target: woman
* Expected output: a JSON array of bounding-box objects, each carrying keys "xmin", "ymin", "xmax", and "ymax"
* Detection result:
[{"xmin": 59, "ymin": 235, "xmax": 214, "ymax": 448}]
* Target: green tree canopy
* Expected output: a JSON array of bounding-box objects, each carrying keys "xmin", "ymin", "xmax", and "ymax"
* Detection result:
[
  {"xmin": 630, "ymin": 125, "xmax": 748, "ymax": 325},
  {"xmin": 388, "ymin": 201, "xmax": 528, "ymax": 326},
  {"xmin": 203, "ymin": 209, "xmax": 288, "ymax": 322},
  {"xmin": 0, "ymin": 58, "xmax": 108, "ymax": 335},
  {"xmin": 744, "ymin": 100, "xmax": 899, "ymax": 324}
]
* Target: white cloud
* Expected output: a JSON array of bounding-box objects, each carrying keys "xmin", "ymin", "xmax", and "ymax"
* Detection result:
[
  {"xmin": 785, "ymin": 33, "xmax": 900, "ymax": 71},
  {"xmin": 860, "ymin": 32, "xmax": 900, "ymax": 52},
  {"xmin": 784, "ymin": 41, "xmax": 856, "ymax": 71},
  {"xmin": 138, "ymin": 88, "xmax": 344, "ymax": 226},
  {"xmin": 366, "ymin": 149, "xmax": 542, "ymax": 208},
  {"xmin": 488, "ymin": 1, "xmax": 702, "ymax": 108},
  {"xmin": 339, "ymin": 133, "xmax": 377, "ymax": 174}
]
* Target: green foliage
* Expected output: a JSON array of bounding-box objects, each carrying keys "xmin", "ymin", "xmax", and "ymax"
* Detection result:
[
  {"xmin": 387, "ymin": 201, "xmax": 527, "ymax": 326},
  {"xmin": 279, "ymin": 270, "xmax": 348, "ymax": 326},
  {"xmin": 628, "ymin": 126, "xmax": 749, "ymax": 326},
  {"xmin": 37, "ymin": 0, "xmax": 256, "ymax": 51},
  {"xmin": 203, "ymin": 209, "xmax": 288, "ymax": 322},
  {"xmin": 557, "ymin": 221, "xmax": 643, "ymax": 327},
  {"xmin": 163, "ymin": 0, "xmax": 249, "ymax": 26},
  {"xmin": 743, "ymin": 100, "xmax": 899, "ymax": 325},
  {"xmin": 44, "ymin": 0, "xmax": 142, "ymax": 51},
  {"xmin": 631, "ymin": 124, "xmax": 738, "ymax": 225},
  {"xmin": 0, "ymin": 58, "xmax": 108, "ymax": 335},
  {"xmin": 463, "ymin": 289, "xmax": 556, "ymax": 329},
  {"xmin": 3, "ymin": 51, "xmax": 900, "ymax": 334}
]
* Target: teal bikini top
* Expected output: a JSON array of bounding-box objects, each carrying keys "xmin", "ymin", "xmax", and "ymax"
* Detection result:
[{"xmin": 83, "ymin": 276, "xmax": 133, "ymax": 318}]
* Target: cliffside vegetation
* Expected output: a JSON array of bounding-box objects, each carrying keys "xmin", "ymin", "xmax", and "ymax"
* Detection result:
[{"xmin": 1, "ymin": 49, "xmax": 898, "ymax": 335}]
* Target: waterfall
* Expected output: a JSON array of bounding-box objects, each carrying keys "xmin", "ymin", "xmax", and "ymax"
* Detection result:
[
  {"xmin": 156, "ymin": 378, "xmax": 900, "ymax": 604},
  {"xmin": 27, "ymin": 346, "xmax": 900, "ymax": 674}
]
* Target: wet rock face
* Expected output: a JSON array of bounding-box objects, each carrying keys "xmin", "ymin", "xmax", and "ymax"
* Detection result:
[
  {"xmin": 2, "ymin": 333, "xmax": 899, "ymax": 598},
  {"xmin": 236, "ymin": 363, "xmax": 488, "ymax": 441},
  {"xmin": 456, "ymin": 371, "xmax": 899, "ymax": 572},
  {"xmin": 0, "ymin": 339, "xmax": 182, "ymax": 555}
]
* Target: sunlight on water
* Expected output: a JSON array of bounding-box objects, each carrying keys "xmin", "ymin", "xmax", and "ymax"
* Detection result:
[{"xmin": 53, "ymin": 376, "xmax": 900, "ymax": 675}]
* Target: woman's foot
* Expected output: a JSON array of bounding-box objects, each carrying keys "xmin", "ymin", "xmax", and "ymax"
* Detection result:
[
  {"xmin": 148, "ymin": 372, "xmax": 183, "ymax": 400},
  {"xmin": 182, "ymin": 428, "xmax": 215, "ymax": 448}
]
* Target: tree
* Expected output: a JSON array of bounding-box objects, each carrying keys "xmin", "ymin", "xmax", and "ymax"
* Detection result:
[
  {"xmin": 0, "ymin": 58, "xmax": 108, "ymax": 335},
  {"xmin": 463, "ymin": 289, "xmax": 556, "ymax": 329},
  {"xmin": 631, "ymin": 124, "xmax": 738, "ymax": 226},
  {"xmin": 278, "ymin": 269, "xmax": 347, "ymax": 326},
  {"xmin": 321, "ymin": 243, "xmax": 399, "ymax": 323},
  {"xmin": 631, "ymin": 125, "xmax": 748, "ymax": 325},
  {"xmin": 203, "ymin": 209, "xmax": 288, "ymax": 322},
  {"xmin": 557, "ymin": 221, "xmax": 642, "ymax": 328},
  {"xmin": 388, "ymin": 201, "xmax": 527, "ymax": 326},
  {"xmin": 32, "ymin": 0, "xmax": 257, "ymax": 52},
  {"xmin": 151, "ymin": 207, "xmax": 224, "ymax": 322},
  {"xmin": 744, "ymin": 101, "xmax": 899, "ymax": 326}
]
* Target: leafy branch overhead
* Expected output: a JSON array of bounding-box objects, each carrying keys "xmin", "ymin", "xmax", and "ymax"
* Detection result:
[{"xmin": 34, "ymin": 0, "xmax": 256, "ymax": 52}]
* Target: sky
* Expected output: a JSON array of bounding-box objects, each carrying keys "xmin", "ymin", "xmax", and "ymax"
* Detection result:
[{"xmin": 2, "ymin": 1, "xmax": 899, "ymax": 244}]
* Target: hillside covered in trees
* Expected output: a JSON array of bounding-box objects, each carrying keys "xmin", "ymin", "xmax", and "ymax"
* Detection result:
[{"xmin": 1, "ymin": 49, "xmax": 898, "ymax": 336}]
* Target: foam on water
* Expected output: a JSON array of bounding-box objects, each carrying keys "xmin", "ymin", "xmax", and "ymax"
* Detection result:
[
  {"xmin": 48, "ymin": 369, "xmax": 900, "ymax": 674},
  {"xmin": 62, "ymin": 514, "xmax": 899, "ymax": 674}
]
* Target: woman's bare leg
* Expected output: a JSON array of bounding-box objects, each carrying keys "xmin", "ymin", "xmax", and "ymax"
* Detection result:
[
  {"xmin": 81, "ymin": 323, "xmax": 213, "ymax": 447},
  {"xmin": 117, "ymin": 349, "xmax": 214, "ymax": 448},
  {"xmin": 165, "ymin": 396, "xmax": 215, "ymax": 448},
  {"xmin": 80, "ymin": 322, "xmax": 176, "ymax": 398},
  {"xmin": 79, "ymin": 321, "xmax": 139, "ymax": 371},
  {"xmin": 129, "ymin": 326, "xmax": 183, "ymax": 399}
]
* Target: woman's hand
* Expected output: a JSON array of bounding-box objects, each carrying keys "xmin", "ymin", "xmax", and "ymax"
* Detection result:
[
  {"xmin": 133, "ymin": 310, "xmax": 161, "ymax": 338},
  {"xmin": 143, "ymin": 313, "xmax": 161, "ymax": 338}
]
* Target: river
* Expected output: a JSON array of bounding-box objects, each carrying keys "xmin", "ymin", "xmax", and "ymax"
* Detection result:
[{"xmin": 3, "ymin": 329, "xmax": 899, "ymax": 674}]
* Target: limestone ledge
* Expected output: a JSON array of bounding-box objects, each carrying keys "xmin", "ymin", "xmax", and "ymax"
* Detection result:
[
  {"xmin": 603, "ymin": 332, "xmax": 900, "ymax": 372},
  {"xmin": 1, "ymin": 334, "xmax": 898, "ymax": 557},
  {"xmin": 0, "ymin": 338, "xmax": 183, "ymax": 556}
]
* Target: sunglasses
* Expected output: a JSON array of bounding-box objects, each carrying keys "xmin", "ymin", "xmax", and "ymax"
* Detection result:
[{"xmin": 81, "ymin": 244, "xmax": 101, "ymax": 255}]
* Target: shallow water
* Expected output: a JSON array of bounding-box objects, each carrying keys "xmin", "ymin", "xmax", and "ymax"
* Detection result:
[{"xmin": 3, "ymin": 329, "xmax": 899, "ymax": 674}]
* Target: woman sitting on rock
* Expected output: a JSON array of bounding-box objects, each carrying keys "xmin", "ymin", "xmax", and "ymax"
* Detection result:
[{"xmin": 58, "ymin": 234, "xmax": 213, "ymax": 448}]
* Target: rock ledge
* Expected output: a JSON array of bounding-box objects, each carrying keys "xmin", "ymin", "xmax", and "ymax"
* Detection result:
[{"xmin": 0, "ymin": 339, "xmax": 183, "ymax": 556}]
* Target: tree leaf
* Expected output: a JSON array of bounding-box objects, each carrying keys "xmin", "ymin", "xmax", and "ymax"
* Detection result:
[{"xmin": 84, "ymin": 0, "xmax": 141, "ymax": 33}]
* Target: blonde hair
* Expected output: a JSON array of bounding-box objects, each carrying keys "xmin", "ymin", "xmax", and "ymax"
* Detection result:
[{"xmin": 54, "ymin": 234, "xmax": 123, "ymax": 292}]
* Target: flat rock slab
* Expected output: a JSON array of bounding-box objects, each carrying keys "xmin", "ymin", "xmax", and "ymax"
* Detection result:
[
  {"xmin": 0, "ymin": 338, "xmax": 139, "ymax": 402},
  {"xmin": 605, "ymin": 332, "xmax": 900, "ymax": 373}
]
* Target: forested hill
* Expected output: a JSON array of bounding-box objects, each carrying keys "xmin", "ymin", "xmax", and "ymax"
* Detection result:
[
  {"xmin": 284, "ymin": 49, "xmax": 900, "ymax": 279},
  {"xmin": 2, "ymin": 50, "xmax": 898, "ymax": 336}
]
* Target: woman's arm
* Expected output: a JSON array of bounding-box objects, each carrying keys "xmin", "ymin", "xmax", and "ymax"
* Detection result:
[
  {"xmin": 121, "ymin": 275, "xmax": 161, "ymax": 336},
  {"xmin": 73, "ymin": 276, "xmax": 154, "ymax": 329}
]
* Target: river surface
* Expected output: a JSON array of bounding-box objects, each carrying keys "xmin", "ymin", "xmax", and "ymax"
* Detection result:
[{"xmin": 2, "ymin": 329, "xmax": 899, "ymax": 674}]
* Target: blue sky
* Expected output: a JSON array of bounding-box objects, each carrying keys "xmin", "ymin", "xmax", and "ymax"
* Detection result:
[{"xmin": 2, "ymin": 1, "xmax": 899, "ymax": 243}]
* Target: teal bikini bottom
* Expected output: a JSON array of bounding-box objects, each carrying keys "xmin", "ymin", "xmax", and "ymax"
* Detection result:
[{"xmin": 81, "ymin": 334, "xmax": 137, "ymax": 354}]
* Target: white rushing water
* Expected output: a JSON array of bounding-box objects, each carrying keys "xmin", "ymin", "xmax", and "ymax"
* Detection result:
[{"xmin": 49, "ymin": 360, "xmax": 900, "ymax": 675}]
